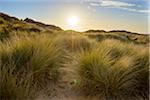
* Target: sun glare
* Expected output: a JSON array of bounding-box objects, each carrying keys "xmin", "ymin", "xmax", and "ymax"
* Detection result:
[{"xmin": 67, "ymin": 16, "xmax": 79, "ymax": 29}]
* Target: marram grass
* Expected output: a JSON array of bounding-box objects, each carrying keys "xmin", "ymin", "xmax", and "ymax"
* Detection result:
[
  {"xmin": 0, "ymin": 34, "xmax": 67, "ymax": 99},
  {"xmin": 0, "ymin": 33, "xmax": 149, "ymax": 100},
  {"xmin": 71, "ymin": 40, "xmax": 149, "ymax": 100}
]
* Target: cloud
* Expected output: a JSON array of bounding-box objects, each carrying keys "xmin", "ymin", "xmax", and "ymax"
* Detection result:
[
  {"xmin": 99, "ymin": 0, "xmax": 136, "ymax": 7},
  {"xmin": 119, "ymin": 7, "xmax": 150, "ymax": 13},
  {"xmin": 90, "ymin": 3, "xmax": 99, "ymax": 6},
  {"xmin": 87, "ymin": 0, "xmax": 149, "ymax": 14},
  {"xmin": 83, "ymin": 0, "xmax": 101, "ymax": 2},
  {"xmin": 138, "ymin": 10, "xmax": 150, "ymax": 13}
]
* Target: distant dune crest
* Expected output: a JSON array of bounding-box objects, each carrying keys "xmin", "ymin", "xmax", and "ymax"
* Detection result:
[{"xmin": 0, "ymin": 12, "xmax": 149, "ymax": 44}]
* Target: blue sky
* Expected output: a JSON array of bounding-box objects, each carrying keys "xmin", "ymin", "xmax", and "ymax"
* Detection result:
[{"xmin": 0, "ymin": 0, "xmax": 149, "ymax": 33}]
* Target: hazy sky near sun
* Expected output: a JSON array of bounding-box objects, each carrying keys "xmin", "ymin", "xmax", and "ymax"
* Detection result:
[{"xmin": 0, "ymin": 0, "xmax": 149, "ymax": 33}]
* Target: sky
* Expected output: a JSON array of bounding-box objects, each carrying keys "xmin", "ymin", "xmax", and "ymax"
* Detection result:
[{"xmin": 0, "ymin": 0, "xmax": 149, "ymax": 34}]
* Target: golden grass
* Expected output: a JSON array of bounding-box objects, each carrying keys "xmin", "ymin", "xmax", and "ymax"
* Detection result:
[
  {"xmin": 0, "ymin": 34, "xmax": 67, "ymax": 99},
  {"xmin": 70, "ymin": 39, "xmax": 149, "ymax": 100},
  {"xmin": 0, "ymin": 33, "xmax": 149, "ymax": 100}
]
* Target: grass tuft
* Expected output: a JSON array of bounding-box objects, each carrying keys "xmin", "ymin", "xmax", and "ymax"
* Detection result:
[{"xmin": 72, "ymin": 40, "xmax": 149, "ymax": 100}]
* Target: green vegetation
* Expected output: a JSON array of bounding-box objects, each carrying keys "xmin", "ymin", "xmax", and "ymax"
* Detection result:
[
  {"xmin": 72, "ymin": 39, "xmax": 149, "ymax": 100},
  {"xmin": 0, "ymin": 13, "xmax": 149, "ymax": 100},
  {"xmin": 0, "ymin": 34, "xmax": 66, "ymax": 99},
  {"xmin": 0, "ymin": 64, "xmax": 36, "ymax": 100}
]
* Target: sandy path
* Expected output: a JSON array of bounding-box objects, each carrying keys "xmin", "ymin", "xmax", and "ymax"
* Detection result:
[{"xmin": 36, "ymin": 67, "xmax": 98, "ymax": 100}]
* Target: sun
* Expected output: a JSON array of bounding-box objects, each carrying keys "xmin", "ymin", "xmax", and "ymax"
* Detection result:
[{"xmin": 67, "ymin": 16, "xmax": 79, "ymax": 28}]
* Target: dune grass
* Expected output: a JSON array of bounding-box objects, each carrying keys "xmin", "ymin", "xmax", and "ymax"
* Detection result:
[
  {"xmin": 0, "ymin": 33, "xmax": 149, "ymax": 100},
  {"xmin": 71, "ymin": 39, "xmax": 149, "ymax": 100},
  {"xmin": 0, "ymin": 34, "xmax": 67, "ymax": 99},
  {"xmin": 54, "ymin": 34, "xmax": 94, "ymax": 53},
  {"xmin": 0, "ymin": 64, "xmax": 36, "ymax": 100}
]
